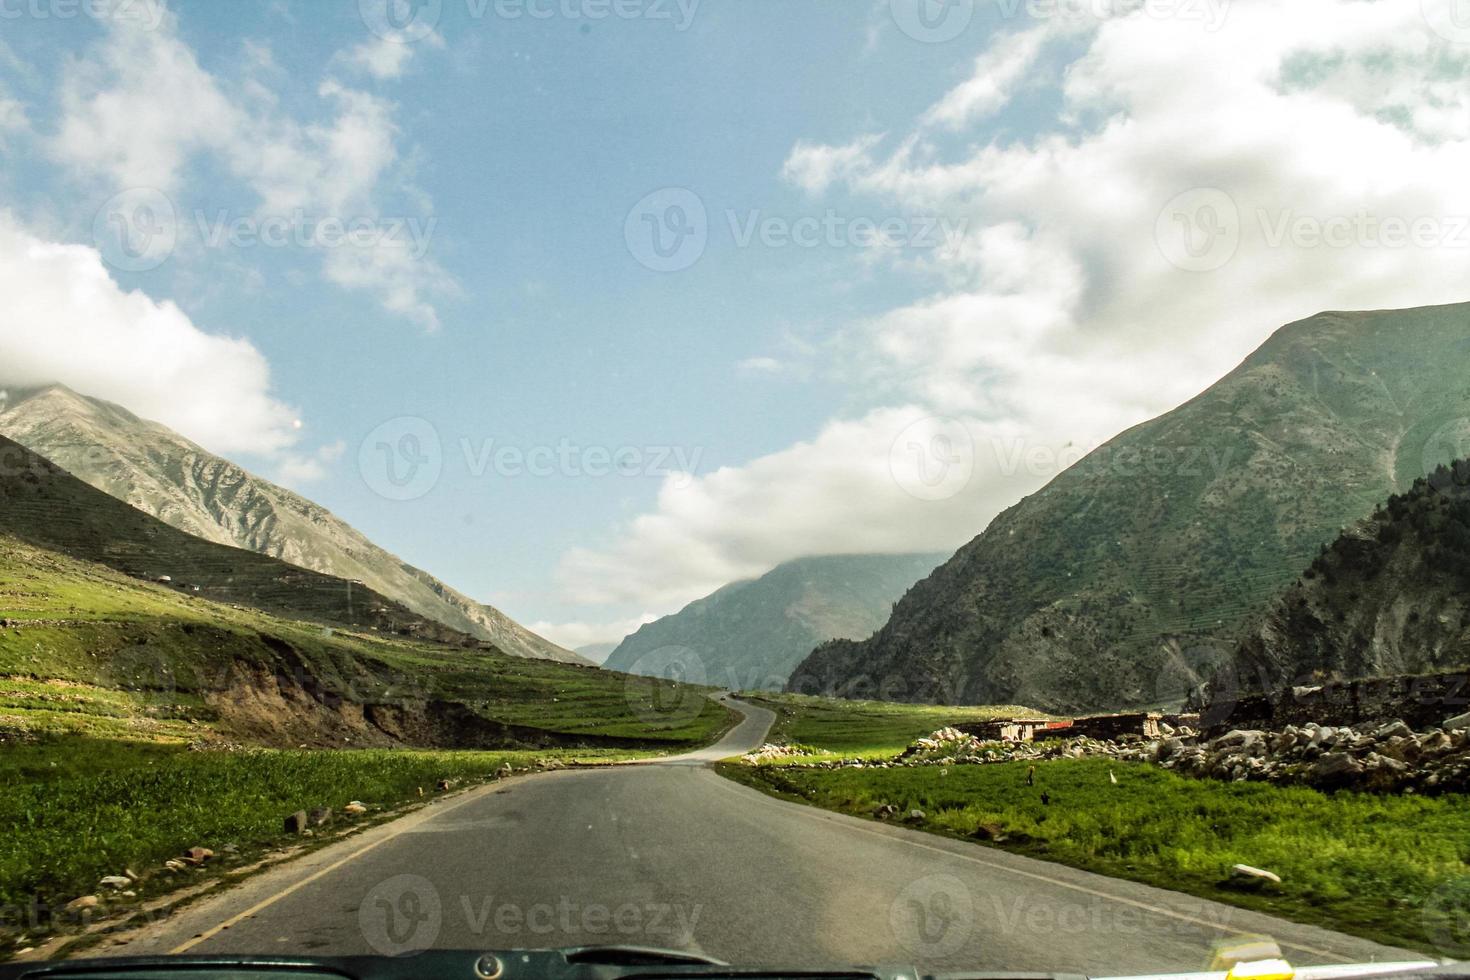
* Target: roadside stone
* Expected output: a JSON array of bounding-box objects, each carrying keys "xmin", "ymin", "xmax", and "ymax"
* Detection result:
[
  {"xmin": 1230, "ymin": 864, "xmax": 1282, "ymax": 885},
  {"xmin": 180, "ymin": 847, "xmax": 213, "ymax": 866},
  {"xmin": 99, "ymin": 876, "xmax": 131, "ymax": 890},
  {"xmin": 344, "ymin": 801, "xmax": 368, "ymax": 815},
  {"xmin": 905, "ymin": 809, "xmax": 927, "ymax": 823},
  {"xmin": 283, "ymin": 810, "xmax": 309, "ymax": 835},
  {"xmin": 1442, "ymin": 711, "xmax": 1470, "ymax": 731},
  {"xmin": 65, "ymin": 896, "xmax": 99, "ymax": 911},
  {"xmin": 1312, "ymin": 752, "xmax": 1364, "ymax": 785},
  {"xmin": 308, "ymin": 808, "xmax": 332, "ymax": 828}
]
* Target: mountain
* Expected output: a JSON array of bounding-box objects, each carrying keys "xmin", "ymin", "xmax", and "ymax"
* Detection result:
[
  {"xmin": 606, "ymin": 553, "xmax": 948, "ymax": 690},
  {"xmin": 788, "ymin": 303, "xmax": 1470, "ymax": 713},
  {"xmin": 575, "ymin": 642, "xmax": 620, "ymax": 665},
  {"xmin": 1225, "ymin": 459, "xmax": 1470, "ymax": 691},
  {"xmin": 0, "ymin": 385, "xmax": 588, "ymax": 665},
  {"xmin": 0, "ymin": 433, "xmax": 472, "ymax": 642}
]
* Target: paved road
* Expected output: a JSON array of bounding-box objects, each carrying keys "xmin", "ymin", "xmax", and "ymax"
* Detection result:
[{"xmin": 104, "ymin": 698, "xmax": 1423, "ymax": 974}]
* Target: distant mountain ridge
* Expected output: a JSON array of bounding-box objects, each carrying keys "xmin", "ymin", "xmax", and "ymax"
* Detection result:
[
  {"xmin": 789, "ymin": 303, "xmax": 1470, "ymax": 712},
  {"xmin": 0, "ymin": 385, "xmax": 588, "ymax": 665},
  {"xmin": 606, "ymin": 553, "xmax": 948, "ymax": 690}
]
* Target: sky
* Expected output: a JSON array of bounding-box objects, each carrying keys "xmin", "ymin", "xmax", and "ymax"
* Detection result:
[{"xmin": 1, "ymin": 0, "xmax": 1470, "ymax": 649}]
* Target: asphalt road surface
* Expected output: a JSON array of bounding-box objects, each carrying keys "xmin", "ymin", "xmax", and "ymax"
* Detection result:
[{"xmin": 103, "ymin": 697, "xmax": 1424, "ymax": 974}]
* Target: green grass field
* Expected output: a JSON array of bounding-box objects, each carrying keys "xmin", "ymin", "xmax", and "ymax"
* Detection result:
[
  {"xmin": 722, "ymin": 757, "xmax": 1470, "ymax": 955},
  {"xmin": 740, "ymin": 691, "xmax": 1047, "ymax": 759},
  {"xmin": 0, "ymin": 736, "xmax": 650, "ymax": 941}
]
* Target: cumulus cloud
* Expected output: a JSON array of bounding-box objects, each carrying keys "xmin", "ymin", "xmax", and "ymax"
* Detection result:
[
  {"xmin": 0, "ymin": 212, "xmax": 300, "ymax": 456},
  {"xmin": 561, "ymin": 0, "xmax": 1470, "ymax": 615},
  {"xmin": 47, "ymin": 13, "xmax": 453, "ymax": 328}
]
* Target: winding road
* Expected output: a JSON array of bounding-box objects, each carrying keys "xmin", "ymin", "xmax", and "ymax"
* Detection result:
[{"xmin": 102, "ymin": 698, "xmax": 1422, "ymax": 974}]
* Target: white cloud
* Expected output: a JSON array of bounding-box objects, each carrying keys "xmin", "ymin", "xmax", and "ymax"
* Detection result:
[
  {"xmin": 274, "ymin": 439, "xmax": 347, "ymax": 486},
  {"xmin": 339, "ymin": 33, "xmax": 444, "ymax": 80},
  {"xmin": 47, "ymin": 13, "xmax": 453, "ymax": 328},
  {"xmin": 921, "ymin": 27, "xmax": 1050, "ymax": 130},
  {"xmin": 528, "ymin": 615, "xmax": 659, "ymax": 652},
  {"xmin": 781, "ymin": 134, "xmax": 883, "ymax": 195},
  {"xmin": 561, "ymin": 0, "xmax": 1470, "ymax": 616},
  {"xmin": 0, "ymin": 212, "xmax": 300, "ymax": 456}
]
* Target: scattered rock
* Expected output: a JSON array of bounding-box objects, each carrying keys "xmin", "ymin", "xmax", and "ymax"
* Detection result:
[
  {"xmin": 905, "ymin": 809, "xmax": 927, "ymax": 823},
  {"xmin": 99, "ymin": 876, "xmax": 131, "ymax": 890},
  {"xmin": 65, "ymin": 896, "xmax": 99, "ymax": 912},
  {"xmin": 1442, "ymin": 711, "xmax": 1470, "ymax": 731},
  {"xmin": 970, "ymin": 822, "xmax": 1009, "ymax": 842},
  {"xmin": 308, "ymin": 808, "xmax": 332, "ymax": 828},
  {"xmin": 163, "ymin": 859, "xmax": 186, "ymax": 872},
  {"xmin": 1312, "ymin": 752, "xmax": 1364, "ymax": 785},
  {"xmin": 344, "ymin": 801, "xmax": 368, "ymax": 815},
  {"xmin": 283, "ymin": 810, "xmax": 309, "ymax": 835},
  {"xmin": 181, "ymin": 847, "xmax": 214, "ymax": 866},
  {"xmin": 1230, "ymin": 864, "xmax": 1282, "ymax": 885}
]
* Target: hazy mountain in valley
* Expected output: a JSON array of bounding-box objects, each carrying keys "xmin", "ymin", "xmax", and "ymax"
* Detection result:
[
  {"xmin": 605, "ymin": 553, "xmax": 949, "ymax": 690},
  {"xmin": 0, "ymin": 385, "xmax": 588, "ymax": 664},
  {"xmin": 789, "ymin": 303, "xmax": 1470, "ymax": 712}
]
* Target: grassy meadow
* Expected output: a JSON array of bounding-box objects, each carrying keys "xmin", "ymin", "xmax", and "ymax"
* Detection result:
[{"xmin": 723, "ymin": 755, "xmax": 1470, "ymax": 955}]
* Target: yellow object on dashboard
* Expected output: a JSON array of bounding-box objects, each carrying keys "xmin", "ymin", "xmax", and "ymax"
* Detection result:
[{"xmin": 1226, "ymin": 958, "xmax": 1296, "ymax": 980}]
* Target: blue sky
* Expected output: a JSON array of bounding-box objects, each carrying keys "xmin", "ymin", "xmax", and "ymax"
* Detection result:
[{"xmin": 2, "ymin": 0, "xmax": 1469, "ymax": 647}]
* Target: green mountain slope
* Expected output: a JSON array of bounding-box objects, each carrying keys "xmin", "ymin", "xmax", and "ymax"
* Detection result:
[
  {"xmin": 606, "ymin": 553, "xmax": 948, "ymax": 690},
  {"xmin": 789, "ymin": 303, "xmax": 1470, "ymax": 712},
  {"xmin": 1227, "ymin": 459, "xmax": 1470, "ymax": 691},
  {"xmin": 0, "ymin": 433, "xmax": 471, "ymax": 643},
  {"xmin": 0, "ymin": 385, "xmax": 587, "ymax": 664}
]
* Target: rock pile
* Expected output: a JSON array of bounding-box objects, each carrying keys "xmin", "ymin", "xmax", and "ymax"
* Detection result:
[{"xmin": 756, "ymin": 716, "xmax": 1470, "ymax": 793}]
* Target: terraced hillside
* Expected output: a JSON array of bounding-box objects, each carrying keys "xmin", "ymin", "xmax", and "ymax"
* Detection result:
[
  {"xmin": 790, "ymin": 303, "xmax": 1470, "ymax": 712},
  {"xmin": 0, "ymin": 386, "xmax": 586, "ymax": 663}
]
